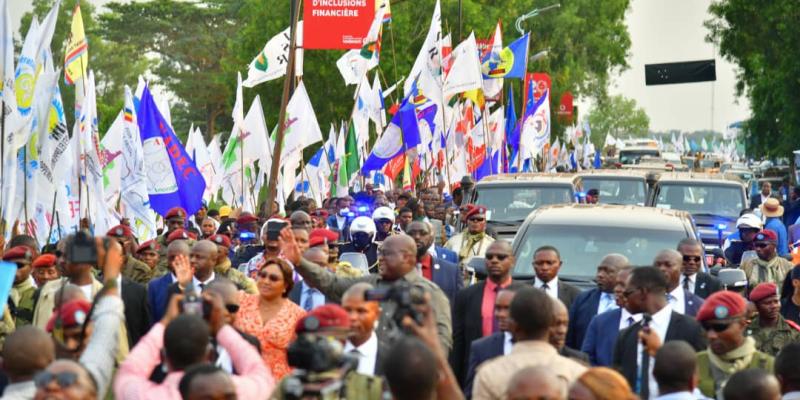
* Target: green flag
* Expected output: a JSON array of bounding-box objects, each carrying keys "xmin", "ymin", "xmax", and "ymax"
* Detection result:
[{"xmin": 344, "ymin": 123, "xmax": 359, "ymax": 180}]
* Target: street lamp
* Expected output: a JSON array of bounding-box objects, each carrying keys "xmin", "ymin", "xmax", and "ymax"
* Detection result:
[{"xmin": 515, "ymin": 4, "xmax": 561, "ymax": 35}]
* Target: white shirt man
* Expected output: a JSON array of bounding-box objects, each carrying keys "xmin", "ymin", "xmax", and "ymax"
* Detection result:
[
  {"xmin": 344, "ymin": 331, "xmax": 379, "ymax": 376},
  {"xmin": 534, "ymin": 276, "xmax": 559, "ymax": 299}
]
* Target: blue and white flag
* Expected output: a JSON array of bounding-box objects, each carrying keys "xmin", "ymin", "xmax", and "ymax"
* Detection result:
[
  {"xmin": 361, "ymin": 98, "xmax": 421, "ymax": 173},
  {"xmin": 138, "ymin": 85, "xmax": 206, "ymax": 217}
]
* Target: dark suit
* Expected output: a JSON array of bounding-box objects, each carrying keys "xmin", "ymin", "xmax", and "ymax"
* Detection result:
[
  {"xmin": 680, "ymin": 291, "xmax": 704, "ymax": 317},
  {"xmin": 612, "ymin": 311, "xmax": 706, "ymax": 392},
  {"xmin": 429, "ymin": 256, "xmax": 463, "ymax": 305},
  {"xmin": 450, "ymin": 280, "xmax": 526, "ymax": 386},
  {"xmin": 560, "ymin": 346, "xmax": 590, "ymax": 365},
  {"xmin": 557, "ymin": 281, "xmax": 581, "ymax": 309},
  {"xmin": 581, "ymin": 308, "xmax": 624, "ymax": 367},
  {"xmin": 435, "ymin": 246, "xmax": 458, "ymax": 265},
  {"xmin": 690, "ymin": 272, "xmax": 722, "ymax": 299},
  {"xmin": 750, "ymin": 193, "xmax": 767, "ymax": 209},
  {"xmin": 288, "ymin": 282, "xmax": 333, "ymax": 309},
  {"xmin": 121, "ymin": 278, "xmax": 152, "ymax": 346},
  {"xmin": 147, "ymin": 273, "xmax": 173, "ymax": 323},
  {"xmin": 567, "ymin": 288, "xmax": 604, "ymax": 349},
  {"xmin": 464, "ymin": 332, "xmax": 506, "ymax": 397}
]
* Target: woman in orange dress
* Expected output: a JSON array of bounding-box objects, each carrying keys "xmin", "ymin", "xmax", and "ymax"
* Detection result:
[{"xmin": 234, "ymin": 257, "xmax": 305, "ymax": 380}]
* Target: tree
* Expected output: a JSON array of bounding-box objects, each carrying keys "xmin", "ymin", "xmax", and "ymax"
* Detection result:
[
  {"xmin": 706, "ymin": 0, "xmax": 800, "ymax": 157},
  {"xmin": 587, "ymin": 95, "xmax": 650, "ymax": 148}
]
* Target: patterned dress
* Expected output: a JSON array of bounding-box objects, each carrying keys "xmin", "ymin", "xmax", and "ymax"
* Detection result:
[{"xmin": 233, "ymin": 293, "xmax": 306, "ymax": 380}]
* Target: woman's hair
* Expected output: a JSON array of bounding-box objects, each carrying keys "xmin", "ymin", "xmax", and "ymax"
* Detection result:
[
  {"xmin": 259, "ymin": 257, "xmax": 294, "ymax": 297},
  {"xmin": 576, "ymin": 367, "xmax": 637, "ymax": 400}
]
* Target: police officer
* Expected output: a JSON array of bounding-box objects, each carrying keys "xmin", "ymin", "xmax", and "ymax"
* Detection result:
[
  {"xmin": 5, "ymin": 246, "xmax": 36, "ymax": 327},
  {"xmin": 371, "ymin": 207, "xmax": 396, "ymax": 243},
  {"xmin": 339, "ymin": 217, "xmax": 379, "ymax": 272},
  {"xmin": 747, "ymin": 282, "xmax": 800, "ymax": 356},
  {"xmin": 107, "ymin": 225, "xmax": 152, "ymax": 285},
  {"xmin": 209, "ymin": 234, "xmax": 257, "ymax": 294}
]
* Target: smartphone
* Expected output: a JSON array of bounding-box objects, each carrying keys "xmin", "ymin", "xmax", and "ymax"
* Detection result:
[
  {"xmin": 266, "ymin": 220, "xmax": 288, "ymax": 241},
  {"xmin": 70, "ymin": 231, "xmax": 98, "ymax": 265}
]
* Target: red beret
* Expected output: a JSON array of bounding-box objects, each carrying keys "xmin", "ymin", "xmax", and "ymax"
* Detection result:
[
  {"xmin": 755, "ymin": 229, "xmax": 778, "ymax": 243},
  {"xmin": 237, "ymin": 214, "xmax": 259, "ymax": 226},
  {"xmin": 295, "ymin": 304, "xmax": 349, "ymax": 334},
  {"xmin": 106, "ymin": 224, "xmax": 134, "ymax": 238},
  {"xmin": 309, "ymin": 228, "xmax": 339, "ymax": 248},
  {"xmin": 136, "ymin": 240, "xmax": 161, "ymax": 253},
  {"xmin": 3, "ymin": 246, "xmax": 33, "ymax": 263},
  {"xmin": 209, "ymin": 234, "xmax": 231, "ymax": 248},
  {"xmin": 165, "ymin": 207, "xmax": 187, "ymax": 221},
  {"xmin": 32, "ymin": 254, "xmax": 57, "ymax": 269},
  {"xmin": 696, "ymin": 291, "xmax": 747, "ymax": 322},
  {"xmin": 166, "ymin": 229, "xmax": 196, "ymax": 243},
  {"xmin": 749, "ymin": 283, "xmax": 778, "ymax": 303},
  {"xmin": 312, "ymin": 209, "xmax": 329, "ymax": 219},
  {"xmin": 465, "ymin": 205, "xmax": 487, "ymax": 219},
  {"xmin": 46, "ymin": 299, "xmax": 92, "ymax": 332}
]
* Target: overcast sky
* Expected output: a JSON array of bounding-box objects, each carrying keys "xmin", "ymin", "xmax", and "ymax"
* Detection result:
[{"xmin": 11, "ymin": 0, "xmax": 750, "ymax": 133}]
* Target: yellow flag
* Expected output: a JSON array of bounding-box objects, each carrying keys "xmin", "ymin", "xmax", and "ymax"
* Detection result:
[{"xmin": 64, "ymin": 4, "xmax": 88, "ymax": 84}]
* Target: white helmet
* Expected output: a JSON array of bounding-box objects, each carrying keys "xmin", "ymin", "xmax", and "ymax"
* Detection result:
[
  {"xmin": 371, "ymin": 206, "xmax": 395, "ymax": 223},
  {"xmin": 736, "ymin": 213, "xmax": 763, "ymax": 230},
  {"xmin": 350, "ymin": 216, "xmax": 377, "ymax": 235}
]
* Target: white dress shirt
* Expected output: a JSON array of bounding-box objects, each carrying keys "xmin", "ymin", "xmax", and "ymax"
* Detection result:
[
  {"xmin": 682, "ymin": 273, "xmax": 697, "ymax": 294},
  {"xmin": 637, "ymin": 304, "xmax": 673, "ymax": 399},
  {"xmin": 619, "ymin": 308, "xmax": 643, "ymax": 331},
  {"xmin": 503, "ymin": 332, "xmax": 513, "ymax": 355},
  {"xmin": 534, "ymin": 277, "xmax": 559, "ymax": 299},
  {"xmin": 345, "ymin": 331, "xmax": 379, "ymax": 376},
  {"xmin": 784, "ymin": 392, "xmax": 800, "ymax": 400},
  {"xmin": 667, "ymin": 286, "xmax": 686, "ymax": 315},
  {"xmin": 597, "ymin": 292, "xmax": 619, "ymax": 314},
  {"xmin": 654, "ymin": 391, "xmax": 696, "ymax": 400}
]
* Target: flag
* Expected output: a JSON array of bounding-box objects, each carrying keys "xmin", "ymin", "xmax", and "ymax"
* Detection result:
[
  {"xmin": 242, "ymin": 21, "xmax": 303, "ymax": 87},
  {"xmin": 594, "ymin": 150, "xmax": 602, "ymax": 169},
  {"xmin": 482, "ymin": 33, "xmax": 529, "ymax": 79},
  {"xmin": 519, "ymin": 86, "xmax": 549, "ymax": 161},
  {"xmin": 335, "ymin": 10, "xmax": 385, "ymax": 84},
  {"xmin": 405, "ymin": 0, "xmax": 441, "ymax": 95},
  {"xmin": 120, "ymin": 86, "xmax": 156, "ymax": 241},
  {"xmin": 138, "ymin": 84, "xmax": 206, "ymax": 216},
  {"xmin": 281, "ymin": 81, "xmax": 323, "ymax": 160},
  {"xmin": 481, "ymin": 22, "xmax": 503, "ymax": 98},
  {"xmin": 1, "ymin": 0, "xmax": 19, "ymax": 130},
  {"xmin": 344, "ymin": 123, "xmax": 360, "ymax": 181},
  {"xmin": 604, "ymin": 134, "xmax": 617, "ymax": 148},
  {"xmin": 64, "ymin": 3, "xmax": 88, "ymax": 84},
  {"xmin": 362, "ymin": 98, "xmax": 421, "ymax": 173},
  {"xmin": 443, "ymin": 33, "xmax": 482, "ymax": 98},
  {"xmin": 100, "ymin": 111, "xmax": 123, "ymax": 207},
  {"xmin": 186, "ymin": 127, "xmax": 218, "ymax": 202}
]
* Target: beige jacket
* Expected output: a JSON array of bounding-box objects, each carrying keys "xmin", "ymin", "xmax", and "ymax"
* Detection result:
[{"xmin": 444, "ymin": 232, "xmax": 495, "ymax": 265}]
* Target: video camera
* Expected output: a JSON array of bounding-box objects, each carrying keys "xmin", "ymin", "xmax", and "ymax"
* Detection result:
[{"xmin": 364, "ymin": 281, "xmax": 426, "ymax": 329}]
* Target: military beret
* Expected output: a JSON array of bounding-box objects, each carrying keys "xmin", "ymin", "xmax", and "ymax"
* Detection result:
[
  {"xmin": 136, "ymin": 240, "xmax": 161, "ymax": 253},
  {"xmin": 696, "ymin": 291, "xmax": 747, "ymax": 322},
  {"xmin": 209, "ymin": 234, "xmax": 231, "ymax": 248},
  {"xmin": 3, "ymin": 245, "xmax": 33, "ymax": 263},
  {"xmin": 309, "ymin": 229, "xmax": 339, "ymax": 248},
  {"xmin": 32, "ymin": 254, "xmax": 57, "ymax": 269},
  {"xmin": 749, "ymin": 282, "xmax": 778, "ymax": 303},
  {"xmin": 46, "ymin": 299, "xmax": 92, "ymax": 332},
  {"xmin": 166, "ymin": 229, "xmax": 196, "ymax": 244},
  {"xmin": 465, "ymin": 205, "xmax": 487, "ymax": 220},
  {"xmin": 165, "ymin": 207, "xmax": 187, "ymax": 221},
  {"xmin": 295, "ymin": 304, "xmax": 350, "ymax": 334},
  {"xmin": 755, "ymin": 229, "xmax": 778, "ymax": 243},
  {"xmin": 237, "ymin": 214, "xmax": 259, "ymax": 226},
  {"xmin": 106, "ymin": 224, "xmax": 134, "ymax": 238}
]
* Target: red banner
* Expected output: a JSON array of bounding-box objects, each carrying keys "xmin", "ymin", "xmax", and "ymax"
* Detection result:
[
  {"xmin": 304, "ymin": 0, "xmax": 376, "ymax": 49},
  {"xmin": 524, "ymin": 72, "xmax": 552, "ymax": 102},
  {"xmin": 556, "ymin": 91, "xmax": 574, "ymax": 123}
]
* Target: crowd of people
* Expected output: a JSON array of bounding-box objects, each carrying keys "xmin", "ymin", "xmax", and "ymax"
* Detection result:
[{"xmin": 1, "ymin": 180, "xmax": 800, "ymax": 400}]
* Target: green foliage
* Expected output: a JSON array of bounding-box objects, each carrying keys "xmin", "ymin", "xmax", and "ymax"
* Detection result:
[
  {"xmin": 587, "ymin": 94, "xmax": 650, "ymax": 148},
  {"xmin": 706, "ymin": 0, "xmax": 800, "ymax": 157}
]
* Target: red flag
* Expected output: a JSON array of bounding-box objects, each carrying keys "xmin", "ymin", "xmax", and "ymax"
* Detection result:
[{"xmin": 384, "ymin": 153, "xmax": 405, "ymax": 180}]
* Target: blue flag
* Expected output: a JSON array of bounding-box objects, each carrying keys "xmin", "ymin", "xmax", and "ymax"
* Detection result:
[
  {"xmin": 361, "ymin": 98, "xmax": 420, "ymax": 174},
  {"xmin": 482, "ymin": 33, "xmax": 530, "ymax": 79},
  {"xmin": 138, "ymin": 85, "xmax": 206, "ymax": 217},
  {"xmin": 594, "ymin": 151, "xmax": 602, "ymax": 169},
  {"xmin": 505, "ymin": 86, "xmax": 517, "ymax": 151}
]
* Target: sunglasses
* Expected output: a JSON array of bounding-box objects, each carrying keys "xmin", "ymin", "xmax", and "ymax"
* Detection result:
[
  {"xmin": 702, "ymin": 321, "xmax": 736, "ymax": 333},
  {"xmin": 682, "ymin": 255, "xmax": 702, "ymax": 263},
  {"xmin": 257, "ymin": 270, "xmax": 283, "ymax": 282},
  {"xmin": 225, "ymin": 304, "xmax": 240, "ymax": 314},
  {"xmin": 468, "ymin": 217, "xmax": 485, "ymax": 222},
  {"xmin": 485, "ymin": 253, "xmax": 509, "ymax": 261},
  {"xmin": 34, "ymin": 371, "xmax": 79, "ymax": 389}
]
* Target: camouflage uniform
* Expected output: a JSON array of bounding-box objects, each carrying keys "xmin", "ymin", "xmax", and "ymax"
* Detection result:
[
  {"xmin": 0, "ymin": 307, "xmax": 16, "ymax": 352},
  {"xmin": 10, "ymin": 278, "xmax": 37, "ymax": 327},
  {"xmin": 747, "ymin": 315, "xmax": 800, "ymax": 356},
  {"xmin": 270, "ymin": 370, "xmax": 384, "ymax": 400},
  {"xmin": 122, "ymin": 255, "xmax": 155, "ymax": 285},
  {"xmin": 214, "ymin": 258, "xmax": 257, "ymax": 294}
]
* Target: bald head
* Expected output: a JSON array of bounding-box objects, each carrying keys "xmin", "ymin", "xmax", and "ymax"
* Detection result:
[
  {"xmin": 205, "ymin": 278, "xmax": 238, "ymax": 305},
  {"xmin": 386, "ymin": 234, "xmax": 417, "ymax": 255},
  {"xmin": 342, "ymin": 282, "xmax": 375, "ymax": 303},
  {"xmin": 191, "ymin": 240, "xmax": 218, "ymax": 280},
  {"xmin": 304, "ymin": 247, "xmax": 329, "ymax": 267},
  {"xmin": 549, "ymin": 298, "xmax": 569, "ymax": 350},
  {"xmin": 654, "ymin": 249, "xmax": 684, "ymax": 290},
  {"xmin": 192, "ymin": 240, "xmax": 218, "ymax": 255},
  {"xmin": 167, "ymin": 240, "xmax": 190, "ymax": 256},
  {"xmin": 506, "ymin": 366, "xmax": 565, "ymax": 400},
  {"xmin": 597, "ymin": 253, "xmax": 629, "ymax": 292},
  {"xmin": 655, "ymin": 249, "xmax": 682, "ymax": 265},
  {"xmin": 654, "ymin": 341, "xmax": 698, "ymax": 394},
  {"xmin": 487, "ymin": 240, "xmax": 512, "ymax": 254},
  {"xmin": 379, "ymin": 234, "xmax": 417, "ymax": 281},
  {"xmin": 600, "ymin": 253, "xmax": 629, "ymax": 269},
  {"xmin": 290, "ymin": 210, "xmax": 312, "ymax": 232},
  {"xmin": 55, "ymin": 284, "xmax": 88, "ymax": 308},
  {"xmin": 3, "ymin": 326, "xmax": 55, "ymax": 381},
  {"xmin": 39, "ymin": 359, "xmax": 96, "ymax": 397}
]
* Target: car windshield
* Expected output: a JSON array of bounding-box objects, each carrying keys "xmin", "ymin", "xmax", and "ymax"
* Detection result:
[
  {"xmin": 475, "ymin": 185, "xmax": 574, "ymax": 222},
  {"xmin": 513, "ymin": 224, "xmax": 690, "ymax": 278},
  {"xmin": 654, "ymin": 183, "xmax": 743, "ymax": 218},
  {"xmin": 619, "ymin": 149, "xmax": 660, "ymax": 164},
  {"xmin": 581, "ymin": 178, "xmax": 647, "ymax": 205}
]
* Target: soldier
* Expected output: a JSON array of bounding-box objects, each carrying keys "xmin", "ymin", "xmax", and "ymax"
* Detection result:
[
  {"xmin": 106, "ymin": 225, "xmax": 152, "ymax": 285},
  {"xmin": 741, "ymin": 230, "xmax": 794, "ymax": 291},
  {"xmin": 6, "ymin": 246, "xmax": 36, "ymax": 327},
  {"xmin": 209, "ymin": 234, "xmax": 257, "ymax": 294},
  {"xmin": 135, "ymin": 240, "xmax": 161, "ymax": 276},
  {"xmin": 155, "ymin": 207, "xmax": 189, "ymax": 271},
  {"xmin": 31, "ymin": 254, "xmax": 60, "ymax": 288},
  {"xmin": 747, "ymin": 282, "xmax": 800, "ymax": 356}
]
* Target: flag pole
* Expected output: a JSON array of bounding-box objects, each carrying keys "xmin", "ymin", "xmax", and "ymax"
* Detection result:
[
  {"xmin": 46, "ymin": 191, "xmax": 58, "ymax": 245},
  {"xmin": 266, "ymin": 0, "xmax": 300, "ymax": 214},
  {"xmin": 23, "ymin": 147, "xmax": 31, "ymax": 236}
]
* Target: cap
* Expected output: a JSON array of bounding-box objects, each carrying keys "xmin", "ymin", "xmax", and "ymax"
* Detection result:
[
  {"xmin": 350, "ymin": 216, "xmax": 376, "ymax": 235},
  {"xmin": 736, "ymin": 213, "xmax": 763, "ymax": 230},
  {"xmin": 749, "ymin": 282, "xmax": 778, "ymax": 303},
  {"xmin": 371, "ymin": 206, "xmax": 395, "ymax": 223},
  {"xmin": 2, "ymin": 246, "xmax": 33, "ymax": 263},
  {"xmin": 219, "ymin": 205, "xmax": 232, "ymax": 218},
  {"xmin": 209, "ymin": 234, "xmax": 231, "ymax": 248},
  {"xmin": 309, "ymin": 229, "xmax": 339, "ymax": 248},
  {"xmin": 46, "ymin": 299, "xmax": 92, "ymax": 332},
  {"xmin": 237, "ymin": 214, "xmax": 259, "ymax": 226},
  {"xmin": 136, "ymin": 240, "xmax": 161, "ymax": 254},
  {"xmin": 165, "ymin": 207, "xmax": 187, "ymax": 221},
  {"xmin": 761, "ymin": 197, "xmax": 784, "ymax": 218},
  {"xmin": 167, "ymin": 229, "xmax": 196, "ymax": 243},
  {"xmin": 106, "ymin": 224, "xmax": 134, "ymax": 238},
  {"xmin": 465, "ymin": 205, "xmax": 487, "ymax": 220},
  {"xmin": 696, "ymin": 291, "xmax": 747, "ymax": 322},
  {"xmin": 755, "ymin": 229, "xmax": 778, "ymax": 243},
  {"xmin": 32, "ymin": 254, "xmax": 57, "ymax": 269},
  {"xmin": 295, "ymin": 304, "xmax": 350, "ymax": 334},
  {"xmin": 587, "ymin": 188, "xmax": 600, "ymax": 196}
]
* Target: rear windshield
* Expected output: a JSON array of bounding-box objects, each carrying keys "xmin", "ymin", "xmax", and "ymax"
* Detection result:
[
  {"xmin": 581, "ymin": 177, "xmax": 647, "ymax": 205},
  {"xmin": 474, "ymin": 185, "xmax": 574, "ymax": 222},
  {"xmin": 620, "ymin": 149, "xmax": 661, "ymax": 164},
  {"xmin": 654, "ymin": 183, "xmax": 744, "ymax": 218}
]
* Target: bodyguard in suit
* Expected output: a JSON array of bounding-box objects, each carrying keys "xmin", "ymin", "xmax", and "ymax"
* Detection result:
[
  {"xmin": 612, "ymin": 267, "xmax": 706, "ymax": 400},
  {"xmin": 341, "ymin": 283, "xmax": 388, "ymax": 377},
  {"xmin": 567, "ymin": 253, "xmax": 629, "ymax": 349},
  {"xmin": 147, "ymin": 240, "xmax": 190, "ymax": 322},
  {"xmin": 120, "ymin": 277, "xmax": 151, "ymax": 346},
  {"xmin": 531, "ymin": 246, "xmax": 580, "ymax": 309},
  {"xmin": 581, "ymin": 267, "xmax": 642, "ymax": 367},
  {"xmin": 654, "ymin": 250, "xmax": 704, "ymax": 317},
  {"xmin": 407, "ymin": 221, "xmax": 463, "ymax": 304},
  {"xmin": 289, "ymin": 248, "xmax": 332, "ymax": 310},
  {"xmin": 165, "ymin": 240, "xmax": 220, "ymax": 299},
  {"xmin": 550, "ymin": 298, "xmax": 590, "ymax": 365},
  {"xmin": 677, "ymin": 238, "xmax": 721, "ymax": 299},
  {"xmin": 451, "ymin": 240, "xmax": 526, "ymax": 386},
  {"xmin": 463, "ymin": 288, "xmax": 518, "ymax": 397}
]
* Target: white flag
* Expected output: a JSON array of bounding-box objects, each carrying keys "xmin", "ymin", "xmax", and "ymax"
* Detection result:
[
  {"xmin": 405, "ymin": 0, "xmax": 441, "ymax": 96},
  {"xmin": 443, "ymin": 33, "xmax": 482, "ymax": 98},
  {"xmin": 243, "ymin": 21, "xmax": 304, "ymax": 88},
  {"xmin": 120, "ymin": 86, "xmax": 157, "ymax": 241},
  {"xmin": 281, "ymin": 81, "xmax": 323, "ymax": 161},
  {"xmin": 0, "ymin": 0, "xmax": 20, "ymax": 133},
  {"xmin": 335, "ymin": 10, "xmax": 385, "ymax": 84},
  {"xmin": 100, "ymin": 111, "xmax": 123, "ymax": 208},
  {"xmin": 482, "ymin": 22, "xmax": 503, "ymax": 99}
]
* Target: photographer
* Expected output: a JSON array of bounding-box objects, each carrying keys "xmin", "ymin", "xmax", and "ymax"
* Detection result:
[
  {"xmin": 270, "ymin": 304, "xmax": 384, "ymax": 400},
  {"xmin": 280, "ymin": 229, "xmax": 453, "ymax": 353}
]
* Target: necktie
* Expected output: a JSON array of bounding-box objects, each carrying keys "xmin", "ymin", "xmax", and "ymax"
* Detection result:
[
  {"xmin": 627, "ymin": 316, "xmax": 635, "ymax": 327},
  {"xmin": 541, "ymin": 282, "xmax": 550, "ymax": 291},
  {"xmin": 491, "ymin": 285, "xmax": 501, "ymax": 333},
  {"xmin": 639, "ymin": 348, "xmax": 651, "ymax": 399},
  {"xmin": 303, "ymin": 288, "xmax": 315, "ymax": 311},
  {"xmin": 683, "ymin": 276, "xmax": 691, "ymax": 292}
]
